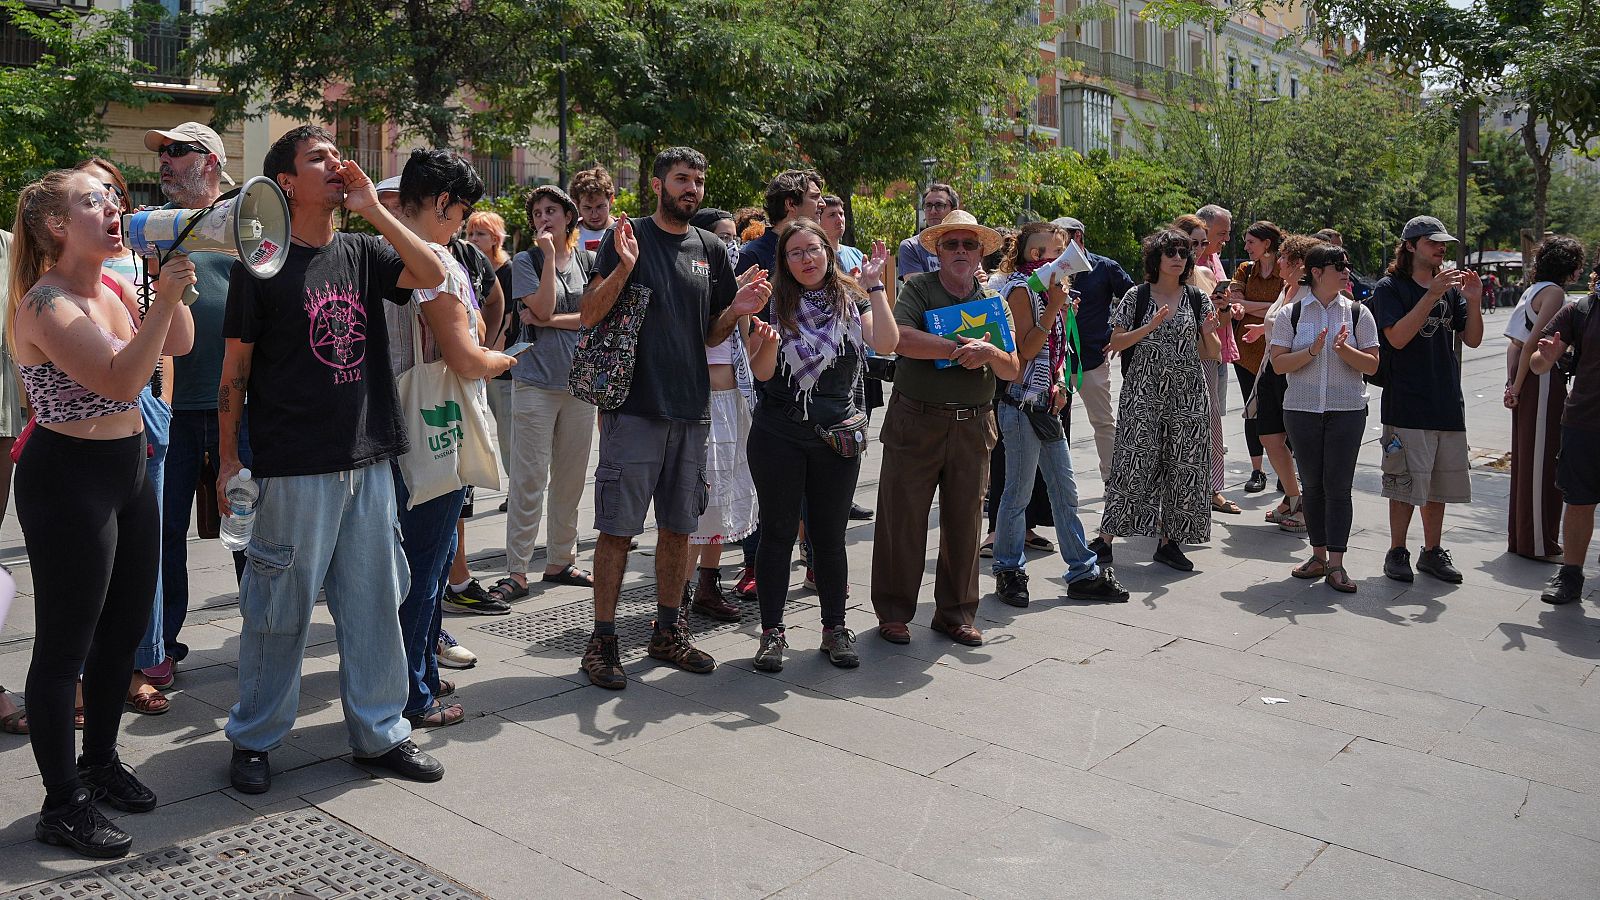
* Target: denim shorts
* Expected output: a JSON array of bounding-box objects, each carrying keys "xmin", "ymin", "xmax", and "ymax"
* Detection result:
[{"xmin": 593, "ymin": 412, "xmax": 710, "ymax": 537}]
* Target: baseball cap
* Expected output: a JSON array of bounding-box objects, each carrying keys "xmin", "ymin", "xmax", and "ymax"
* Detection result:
[
  {"xmin": 1052, "ymin": 216, "xmax": 1086, "ymax": 233},
  {"xmin": 375, "ymin": 176, "xmax": 401, "ymax": 194},
  {"xmin": 1401, "ymin": 215, "xmax": 1457, "ymax": 243},
  {"xmin": 143, "ymin": 122, "xmax": 235, "ymax": 185}
]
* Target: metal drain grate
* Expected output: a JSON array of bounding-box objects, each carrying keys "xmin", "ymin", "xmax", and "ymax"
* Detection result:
[
  {"xmin": 474, "ymin": 582, "xmax": 809, "ymax": 662},
  {"xmin": 3, "ymin": 812, "xmax": 480, "ymax": 900}
]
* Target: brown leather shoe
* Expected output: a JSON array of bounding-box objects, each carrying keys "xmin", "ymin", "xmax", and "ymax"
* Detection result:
[
  {"xmin": 646, "ymin": 622, "xmax": 716, "ymax": 673},
  {"xmin": 691, "ymin": 567, "xmax": 742, "ymax": 622},
  {"xmin": 878, "ymin": 622, "xmax": 911, "ymax": 644},
  {"xmin": 933, "ymin": 621, "xmax": 983, "ymax": 646}
]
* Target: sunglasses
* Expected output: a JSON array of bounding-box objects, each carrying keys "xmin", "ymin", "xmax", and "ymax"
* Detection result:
[
  {"xmin": 1162, "ymin": 246, "xmax": 1192, "ymax": 259},
  {"xmin": 158, "ymin": 141, "xmax": 209, "ymax": 159},
  {"xmin": 939, "ymin": 239, "xmax": 983, "ymax": 252},
  {"xmin": 1318, "ymin": 261, "xmax": 1350, "ymax": 272}
]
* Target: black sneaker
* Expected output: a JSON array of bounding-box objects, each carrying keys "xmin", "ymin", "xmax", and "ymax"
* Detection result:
[
  {"xmin": 995, "ymin": 569, "xmax": 1030, "ymax": 607},
  {"xmin": 229, "ymin": 746, "xmax": 271, "ymax": 795},
  {"xmin": 1068, "ymin": 568, "xmax": 1130, "ymax": 602},
  {"xmin": 356, "ymin": 740, "xmax": 444, "ymax": 782},
  {"xmin": 444, "ymin": 580, "xmax": 511, "ymax": 615},
  {"xmin": 1383, "ymin": 547, "xmax": 1415, "ymax": 583},
  {"xmin": 36, "ymin": 787, "xmax": 131, "ymax": 859},
  {"xmin": 1087, "ymin": 537, "xmax": 1113, "ymax": 566},
  {"xmin": 848, "ymin": 503, "xmax": 875, "ymax": 520},
  {"xmin": 1416, "ymin": 546, "xmax": 1463, "ymax": 584},
  {"xmin": 1541, "ymin": 566, "xmax": 1584, "ymax": 605},
  {"xmin": 77, "ymin": 755, "xmax": 156, "ymax": 813},
  {"xmin": 1244, "ymin": 470, "xmax": 1267, "ymax": 493},
  {"xmin": 1153, "ymin": 542, "xmax": 1194, "ymax": 572}
]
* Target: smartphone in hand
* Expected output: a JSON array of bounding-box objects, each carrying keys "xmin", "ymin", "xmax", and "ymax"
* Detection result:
[{"xmin": 505, "ymin": 341, "xmax": 536, "ymax": 357}]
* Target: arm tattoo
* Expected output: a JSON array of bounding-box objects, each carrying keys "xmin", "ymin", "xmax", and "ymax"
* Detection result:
[{"xmin": 23, "ymin": 286, "xmax": 69, "ymax": 317}]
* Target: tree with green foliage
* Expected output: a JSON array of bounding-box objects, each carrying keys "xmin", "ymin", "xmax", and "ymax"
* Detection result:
[
  {"xmin": 0, "ymin": 0, "xmax": 165, "ymax": 215},
  {"xmin": 193, "ymin": 0, "xmax": 536, "ymax": 147}
]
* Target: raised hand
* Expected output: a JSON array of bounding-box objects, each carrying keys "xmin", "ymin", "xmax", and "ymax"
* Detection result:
[
  {"xmin": 747, "ymin": 317, "xmax": 779, "ymax": 353},
  {"xmin": 1045, "ymin": 279, "xmax": 1070, "ymax": 311},
  {"xmin": 153, "ymin": 253, "xmax": 197, "ymax": 307},
  {"xmin": 1148, "ymin": 303, "xmax": 1174, "ymax": 328},
  {"xmin": 536, "ymin": 230, "xmax": 556, "ymax": 259},
  {"xmin": 1242, "ymin": 321, "xmax": 1268, "ymax": 344},
  {"xmin": 730, "ymin": 268, "xmax": 772, "ymax": 316},
  {"xmin": 736, "ymin": 265, "xmax": 765, "ymax": 289},
  {"xmin": 1332, "ymin": 323, "xmax": 1350, "ymax": 352},
  {"xmin": 1202, "ymin": 308, "xmax": 1221, "ymax": 334},
  {"xmin": 336, "ymin": 159, "xmax": 378, "ymax": 213},
  {"xmin": 1461, "ymin": 269, "xmax": 1484, "ymax": 304},
  {"xmin": 1426, "ymin": 267, "xmax": 1466, "ymax": 298},
  {"xmin": 1537, "ymin": 333, "xmax": 1567, "ymax": 361},
  {"xmin": 615, "ymin": 217, "xmax": 639, "ymax": 271},
  {"xmin": 858, "ymin": 240, "xmax": 889, "ymax": 289},
  {"xmin": 1308, "ymin": 327, "xmax": 1328, "ymax": 356}
]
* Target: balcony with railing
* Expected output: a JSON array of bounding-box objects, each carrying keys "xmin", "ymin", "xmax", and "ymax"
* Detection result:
[
  {"xmin": 1035, "ymin": 94, "xmax": 1059, "ymax": 130},
  {"xmin": 1101, "ymin": 51, "xmax": 1136, "ymax": 86},
  {"xmin": 1060, "ymin": 40, "xmax": 1103, "ymax": 76},
  {"xmin": 1134, "ymin": 60, "xmax": 1164, "ymax": 91},
  {"xmin": 1, "ymin": 19, "xmax": 45, "ymax": 67},
  {"xmin": 132, "ymin": 19, "xmax": 193, "ymax": 85}
]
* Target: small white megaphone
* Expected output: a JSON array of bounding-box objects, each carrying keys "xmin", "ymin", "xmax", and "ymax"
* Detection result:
[
  {"xmin": 123, "ymin": 175, "xmax": 291, "ymax": 304},
  {"xmin": 1025, "ymin": 240, "xmax": 1094, "ymax": 293}
]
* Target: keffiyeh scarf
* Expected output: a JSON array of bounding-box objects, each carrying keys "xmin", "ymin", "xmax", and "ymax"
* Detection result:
[
  {"xmin": 779, "ymin": 287, "xmax": 863, "ymax": 419},
  {"xmin": 1003, "ymin": 266, "xmax": 1067, "ymax": 409}
]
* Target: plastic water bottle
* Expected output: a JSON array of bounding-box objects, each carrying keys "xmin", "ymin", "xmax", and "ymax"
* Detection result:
[{"xmin": 219, "ymin": 468, "xmax": 258, "ymax": 552}]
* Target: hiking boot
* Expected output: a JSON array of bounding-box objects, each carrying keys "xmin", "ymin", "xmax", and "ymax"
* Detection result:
[
  {"xmin": 692, "ymin": 567, "xmax": 741, "ymax": 622},
  {"xmin": 820, "ymin": 627, "xmax": 859, "ymax": 668},
  {"xmin": 647, "ymin": 622, "xmax": 715, "ymax": 673},
  {"xmin": 77, "ymin": 754, "xmax": 156, "ymax": 813},
  {"xmin": 1384, "ymin": 547, "xmax": 1414, "ymax": 582},
  {"xmin": 582, "ymin": 632, "xmax": 627, "ymax": 690},
  {"xmin": 1088, "ymin": 537, "xmax": 1113, "ymax": 566},
  {"xmin": 1416, "ymin": 546, "xmax": 1463, "ymax": 584},
  {"xmin": 994, "ymin": 569, "xmax": 1030, "ymax": 608},
  {"xmin": 444, "ymin": 579, "xmax": 511, "ymax": 615},
  {"xmin": 1068, "ymin": 568, "xmax": 1130, "ymax": 603},
  {"xmin": 753, "ymin": 627, "xmax": 787, "ymax": 672},
  {"xmin": 1541, "ymin": 566, "xmax": 1584, "ymax": 605},
  {"xmin": 36, "ymin": 787, "xmax": 131, "ymax": 859},
  {"xmin": 1153, "ymin": 541, "xmax": 1194, "ymax": 572},
  {"xmin": 1244, "ymin": 470, "xmax": 1267, "ymax": 493},
  {"xmin": 734, "ymin": 567, "xmax": 757, "ymax": 599}
]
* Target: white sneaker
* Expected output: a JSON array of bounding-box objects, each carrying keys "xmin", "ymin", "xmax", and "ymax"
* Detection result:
[{"xmin": 436, "ymin": 629, "xmax": 477, "ymax": 669}]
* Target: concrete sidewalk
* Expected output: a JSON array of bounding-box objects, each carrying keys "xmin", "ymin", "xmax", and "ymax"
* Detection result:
[{"xmin": 1, "ymin": 331, "xmax": 1596, "ymax": 899}]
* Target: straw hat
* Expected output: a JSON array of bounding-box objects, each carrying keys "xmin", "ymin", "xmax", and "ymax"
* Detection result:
[{"xmin": 918, "ymin": 210, "xmax": 1004, "ymax": 254}]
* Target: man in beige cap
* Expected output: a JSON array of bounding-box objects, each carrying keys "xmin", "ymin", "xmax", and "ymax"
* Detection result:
[
  {"xmin": 872, "ymin": 210, "xmax": 1019, "ymax": 647},
  {"xmin": 142, "ymin": 120, "xmax": 244, "ymax": 684}
]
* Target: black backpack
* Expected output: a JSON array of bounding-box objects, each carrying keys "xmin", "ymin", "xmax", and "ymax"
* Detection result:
[{"xmin": 1120, "ymin": 283, "xmax": 1207, "ymax": 377}]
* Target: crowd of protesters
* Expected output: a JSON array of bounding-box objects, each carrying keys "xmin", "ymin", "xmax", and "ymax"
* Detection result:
[{"xmin": 2, "ymin": 125, "xmax": 1598, "ymax": 861}]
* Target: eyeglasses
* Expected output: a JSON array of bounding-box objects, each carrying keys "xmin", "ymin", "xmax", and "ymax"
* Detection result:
[
  {"xmin": 1189, "ymin": 238, "xmax": 1205, "ymax": 248},
  {"xmin": 939, "ymin": 238, "xmax": 982, "ymax": 252},
  {"xmin": 74, "ymin": 191, "xmax": 114, "ymax": 214},
  {"xmin": 785, "ymin": 245, "xmax": 827, "ymax": 262},
  {"xmin": 924, "ymin": 200, "xmax": 953, "ymax": 211},
  {"xmin": 1162, "ymin": 246, "xmax": 1192, "ymax": 259},
  {"xmin": 158, "ymin": 141, "xmax": 208, "ymax": 159}
]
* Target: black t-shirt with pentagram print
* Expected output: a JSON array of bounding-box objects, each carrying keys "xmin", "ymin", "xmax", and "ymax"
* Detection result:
[
  {"xmin": 1372, "ymin": 273, "xmax": 1469, "ymax": 431},
  {"xmin": 223, "ymin": 232, "xmax": 410, "ymax": 477}
]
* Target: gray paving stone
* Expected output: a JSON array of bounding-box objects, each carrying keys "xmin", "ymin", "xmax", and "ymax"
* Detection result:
[
  {"xmin": 1429, "ymin": 730, "xmax": 1600, "ymax": 795},
  {"xmin": 617, "ymin": 719, "xmax": 1017, "ymax": 866},
  {"xmin": 1319, "ymin": 738, "xmax": 1529, "ymax": 815},
  {"xmin": 769, "ymin": 854, "xmax": 970, "ymax": 899},
  {"xmin": 498, "ymin": 676, "xmax": 733, "ymax": 756},
  {"xmin": 933, "ymin": 744, "xmax": 1324, "ymax": 887},
  {"xmin": 1283, "ymin": 845, "xmax": 1508, "ymax": 899},
  {"xmin": 1517, "ymin": 780, "xmax": 1600, "ymax": 843}
]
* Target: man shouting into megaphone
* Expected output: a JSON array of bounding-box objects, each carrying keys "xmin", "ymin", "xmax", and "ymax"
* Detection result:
[{"xmin": 139, "ymin": 121, "xmax": 245, "ymax": 688}]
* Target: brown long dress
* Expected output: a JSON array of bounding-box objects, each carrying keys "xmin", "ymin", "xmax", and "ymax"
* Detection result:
[{"xmin": 1508, "ymin": 370, "xmax": 1565, "ymax": 558}]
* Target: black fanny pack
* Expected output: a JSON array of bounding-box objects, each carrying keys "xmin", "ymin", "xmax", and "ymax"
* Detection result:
[{"xmin": 999, "ymin": 392, "xmax": 1064, "ymax": 443}]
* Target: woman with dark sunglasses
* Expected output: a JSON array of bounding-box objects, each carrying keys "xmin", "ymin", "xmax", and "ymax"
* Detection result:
[
  {"xmin": 1093, "ymin": 230, "xmax": 1219, "ymax": 572},
  {"xmin": 1269, "ymin": 244, "xmax": 1380, "ymax": 592}
]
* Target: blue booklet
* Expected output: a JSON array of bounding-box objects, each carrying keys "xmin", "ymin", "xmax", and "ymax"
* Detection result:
[{"xmin": 924, "ymin": 294, "xmax": 1015, "ymax": 368}]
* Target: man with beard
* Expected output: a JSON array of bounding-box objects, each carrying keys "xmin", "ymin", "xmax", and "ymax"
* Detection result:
[
  {"xmin": 141, "ymin": 122, "xmax": 247, "ymax": 681},
  {"xmin": 216, "ymin": 125, "xmax": 447, "ymax": 793},
  {"xmin": 578, "ymin": 146, "xmax": 772, "ymax": 689}
]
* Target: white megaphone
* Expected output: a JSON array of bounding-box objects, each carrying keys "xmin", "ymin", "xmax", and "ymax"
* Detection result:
[
  {"xmin": 123, "ymin": 175, "xmax": 291, "ymax": 304},
  {"xmin": 1025, "ymin": 240, "xmax": 1094, "ymax": 293}
]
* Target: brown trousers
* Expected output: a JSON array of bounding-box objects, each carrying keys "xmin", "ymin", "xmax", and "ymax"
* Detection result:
[{"xmin": 871, "ymin": 393, "xmax": 998, "ymax": 630}]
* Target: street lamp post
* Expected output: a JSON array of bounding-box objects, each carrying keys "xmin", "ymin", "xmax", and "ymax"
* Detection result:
[
  {"xmin": 918, "ymin": 156, "xmax": 938, "ymax": 230},
  {"xmin": 1240, "ymin": 95, "xmax": 1279, "ymax": 258},
  {"xmin": 1013, "ymin": 111, "xmax": 1034, "ymax": 224}
]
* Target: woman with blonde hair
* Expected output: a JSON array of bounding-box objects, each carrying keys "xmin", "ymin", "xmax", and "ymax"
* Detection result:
[{"xmin": 9, "ymin": 168, "xmax": 194, "ymax": 857}]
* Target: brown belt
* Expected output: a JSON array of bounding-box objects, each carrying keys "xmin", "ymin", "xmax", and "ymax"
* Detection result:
[{"xmin": 893, "ymin": 394, "xmax": 993, "ymax": 422}]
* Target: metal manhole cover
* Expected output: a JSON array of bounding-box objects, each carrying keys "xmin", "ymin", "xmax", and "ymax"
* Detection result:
[
  {"xmin": 474, "ymin": 582, "xmax": 808, "ymax": 662},
  {"xmin": 3, "ymin": 812, "xmax": 480, "ymax": 900}
]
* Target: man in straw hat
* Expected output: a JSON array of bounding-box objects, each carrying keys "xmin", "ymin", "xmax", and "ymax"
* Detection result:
[{"xmin": 871, "ymin": 211, "xmax": 1020, "ymax": 647}]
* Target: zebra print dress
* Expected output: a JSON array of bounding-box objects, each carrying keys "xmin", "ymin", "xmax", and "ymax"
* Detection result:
[{"xmin": 1101, "ymin": 285, "xmax": 1215, "ymax": 545}]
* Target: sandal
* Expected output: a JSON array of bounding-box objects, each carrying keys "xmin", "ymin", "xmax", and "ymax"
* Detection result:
[
  {"xmin": 1276, "ymin": 498, "xmax": 1307, "ymax": 533},
  {"xmin": 486, "ymin": 576, "xmax": 530, "ymax": 605},
  {"xmin": 1024, "ymin": 534, "xmax": 1055, "ymax": 552},
  {"xmin": 0, "ymin": 689, "xmax": 27, "ymax": 735},
  {"xmin": 1212, "ymin": 495, "xmax": 1243, "ymax": 515},
  {"xmin": 405, "ymin": 701, "xmax": 464, "ymax": 728},
  {"xmin": 542, "ymin": 565, "xmax": 595, "ymax": 587},
  {"xmin": 1325, "ymin": 566, "xmax": 1358, "ymax": 594},
  {"xmin": 125, "ymin": 686, "xmax": 170, "ymax": 716},
  {"xmin": 437, "ymin": 679, "xmax": 456, "ymax": 698},
  {"xmin": 979, "ymin": 538, "xmax": 994, "ymax": 559},
  {"xmin": 1292, "ymin": 557, "xmax": 1329, "ymax": 580}
]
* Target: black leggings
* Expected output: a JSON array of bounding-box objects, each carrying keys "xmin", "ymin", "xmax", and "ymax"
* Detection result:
[
  {"xmin": 1233, "ymin": 363, "xmax": 1265, "ymax": 460},
  {"xmin": 1283, "ymin": 409, "xmax": 1366, "ymax": 553},
  {"xmin": 18, "ymin": 428, "xmax": 158, "ymax": 803},
  {"xmin": 746, "ymin": 413, "xmax": 861, "ymax": 631}
]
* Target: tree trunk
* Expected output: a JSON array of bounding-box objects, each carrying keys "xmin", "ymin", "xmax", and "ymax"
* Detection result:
[
  {"xmin": 1522, "ymin": 106, "xmax": 1554, "ymax": 272},
  {"xmin": 838, "ymin": 176, "xmax": 858, "ymax": 248},
  {"xmin": 636, "ymin": 141, "xmax": 654, "ymax": 215}
]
